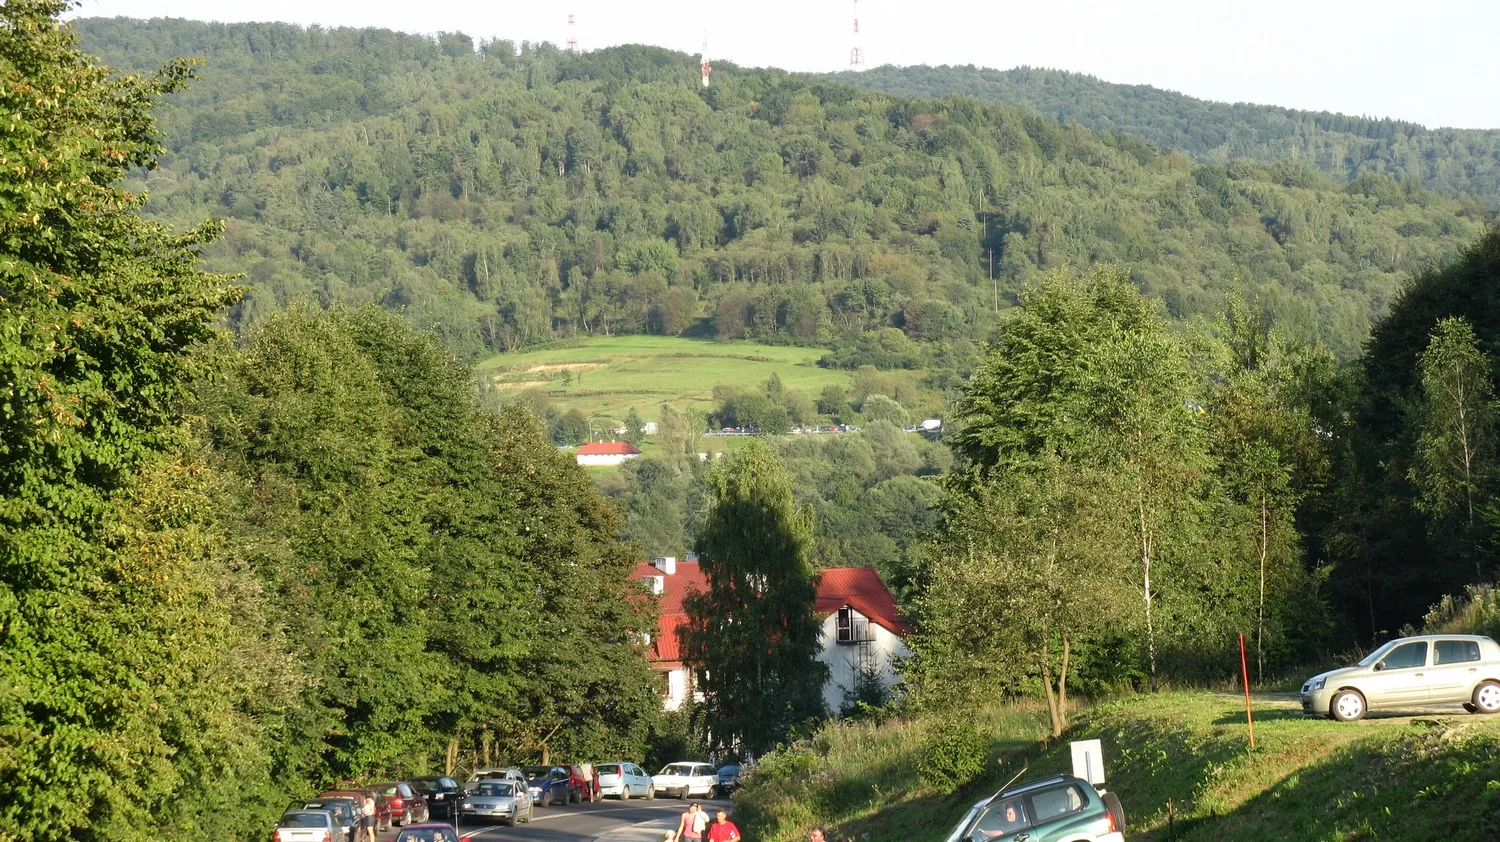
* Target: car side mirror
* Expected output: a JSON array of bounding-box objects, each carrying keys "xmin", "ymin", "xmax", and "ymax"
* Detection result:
[{"xmin": 1373, "ymin": 661, "xmax": 1385, "ymax": 671}]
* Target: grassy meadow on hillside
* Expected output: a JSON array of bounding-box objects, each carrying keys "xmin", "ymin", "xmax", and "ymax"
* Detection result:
[
  {"xmin": 476, "ymin": 335, "xmax": 853, "ymax": 423},
  {"xmin": 735, "ymin": 693, "xmax": 1500, "ymax": 842}
]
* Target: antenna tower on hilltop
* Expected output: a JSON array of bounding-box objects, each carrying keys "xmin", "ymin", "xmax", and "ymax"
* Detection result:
[
  {"xmin": 701, "ymin": 31, "xmax": 711, "ymax": 87},
  {"xmin": 566, "ymin": 13, "xmax": 578, "ymax": 52},
  {"xmin": 849, "ymin": 0, "xmax": 864, "ymax": 71}
]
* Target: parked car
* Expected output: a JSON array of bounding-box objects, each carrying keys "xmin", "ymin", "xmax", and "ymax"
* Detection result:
[
  {"xmin": 568, "ymin": 764, "xmax": 599, "ymax": 802},
  {"xmin": 408, "ymin": 776, "xmax": 464, "ymax": 821},
  {"xmin": 715, "ymin": 764, "xmax": 742, "ymax": 796},
  {"xmin": 459, "ymin": 779, "xmax": 534, "ymax": 826},
  {"xmin": 274, "ymin": 810, "xmax": 343, "ymax": 842},
  {"xmin": 522, "ymin": 766, "xmax": 573, "ymax": 807},
  {"xmin": 596, "ymin": 761, "xmax": 654, "ymax": 800},
  {"xmin": 1301, "ymin": 633, "xmax": 1500, "ymax": 721},
  {"xmin": 286, "ymin": 798, "xmax": 361, "ymax": 842},
  {"xmin": 370, "ymin": 781, "xmax": 429, "ymax": 827},
  {"xmin": 465, "ymin": 767, "xmax": 527, "ymax": 793},
  {"xmin": 394, "ymin": 822, "xmax": 462, "ymax": 842},
  {"xmin": 652, "ymin": 762, "xmax": 718, "ymax": 799},
  {"xmin": 943, "ymin": 774, "xmax": 1125, "ymax": 842},
  {"xmin": 320, "ymin": 789, "xmax": 390, "ymax": 832}
]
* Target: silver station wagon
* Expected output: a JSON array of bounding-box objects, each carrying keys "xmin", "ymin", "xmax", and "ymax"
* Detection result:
[{"xmin": 1301, "ymin": 634, "xmax": 1500, "ymax": 721}]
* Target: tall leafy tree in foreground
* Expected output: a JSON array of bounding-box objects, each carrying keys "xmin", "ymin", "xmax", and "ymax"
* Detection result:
[
  {"xmin": 0, "ymin": 1, "xmax": 245, "ymax": 839},
  {"xmin": 1409, "ymin": 317, "xmax": 1496, "ymax": 580},
  {"xmin": 684, "ymin": 442, "xmax": 828, "ymax": 755},
  {"xmin": 939, "ymin": 266, "xmax": 1213, "ymax": 692}
]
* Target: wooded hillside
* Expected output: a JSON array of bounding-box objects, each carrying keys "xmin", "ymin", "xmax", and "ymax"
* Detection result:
[{"xmin": 74, "ymin": 19, "xmax": 1490, "ymax": 362}]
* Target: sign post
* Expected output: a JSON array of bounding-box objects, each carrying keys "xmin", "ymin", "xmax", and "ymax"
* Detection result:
[{"xmin": 1239, "ymin": 632, "xmax": 1256, "ymax": 750}]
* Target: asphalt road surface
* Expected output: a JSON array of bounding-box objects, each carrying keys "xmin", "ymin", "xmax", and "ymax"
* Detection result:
[{"xmin": 378, "ymin": 796, "xmax": 727, "ymax": 842}]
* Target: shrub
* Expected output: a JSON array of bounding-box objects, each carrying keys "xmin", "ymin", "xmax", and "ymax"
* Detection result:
[
  {"xmin": 1423, "ymin": 583, "xmax": 1500, "ymax": 638},
  {"xmin": 917, "ymin": 723, "xmax": 987, "ymax": 793}
]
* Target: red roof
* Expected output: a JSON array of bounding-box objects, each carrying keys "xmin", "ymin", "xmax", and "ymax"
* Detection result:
[
  {"xmin": 631, "ymin": 561, "xmax": 909, "ymax": 666},
  {"xmin": 576, "ymin": 441, "xmax": 641, "ymax": 456},
  {"xmin": 814, "ymin": 566, "xmax": 913, "ymax": 636}
]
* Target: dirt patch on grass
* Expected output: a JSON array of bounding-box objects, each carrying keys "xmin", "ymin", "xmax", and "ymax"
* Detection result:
[{"xmin": 525, "ymin": 362, "xmax": 607, "ymax": 374}]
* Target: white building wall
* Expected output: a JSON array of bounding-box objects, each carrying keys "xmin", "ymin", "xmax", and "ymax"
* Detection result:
[
  {"xmin": 815, "ymin": 608, "xmax": 910, "ymax": 715},
  {"xmin": 575, "ymin": 453, "xmax": 638, "ymax": 467},
  {"xmin": 662, "ymin": 666, "xmax": 690, "ymax": 712}
]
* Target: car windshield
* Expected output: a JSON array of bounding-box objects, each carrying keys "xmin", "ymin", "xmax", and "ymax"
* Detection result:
[
  {"xmin": 522, "ymin": 766, "xmax": 551, "ymax": 777},
  {"xmin": 374, "ymin": 784, "xmax": 399, "ymax": 796},
  {"xmin": 476, "ymin": 783, "xmax": 516, "ymax": 797},
  {"xmin": 396, "ymin": 831, "xmax": 458, "ymax": 842},
  {"xmin": 660, "ymin": 764, "xmax": 694, "ymax": 775},
  {"xmin": 1357, "ymin": 640, "xmax": 1400, "ymax": 667},
  {"xmin": 279, "ymin": 813, "xmax": 331, "ymax": 828},
  {"xmin": 597, "ymin": 764, "xmax": 621, "ymax": 776},
  {"xmin": 718, "ymin": 765, "xmax": 740, "ymax": 775}
]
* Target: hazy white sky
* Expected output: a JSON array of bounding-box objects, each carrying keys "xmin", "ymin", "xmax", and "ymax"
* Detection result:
[{"xmin": 74, "ymin": 0, "xmax": 1500, "ymax": 129}]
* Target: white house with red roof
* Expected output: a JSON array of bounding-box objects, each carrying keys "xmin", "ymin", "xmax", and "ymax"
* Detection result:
[
  {"xmin": 574, "ymin": 440, "xmax": 641, "ymax": 466},
  {"xmin": 631, "ymin": 556, "xmax": 912, "ymax": 714}
]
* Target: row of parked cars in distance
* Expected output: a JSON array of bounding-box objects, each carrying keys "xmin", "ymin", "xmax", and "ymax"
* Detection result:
[{"xmin": 271, "ymin": 761, "xmax": 747, "ymax": 841}]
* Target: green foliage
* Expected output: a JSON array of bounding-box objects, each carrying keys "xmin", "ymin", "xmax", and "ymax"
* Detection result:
[
  {"xmin": 915, "ymin": 724, "xmax": 988, "ymax": 793},
  {"xmin": 1335, "ymin": 228, "xmax": 1500, "ymax": 635},
  {"xmin": 683, "ymin": 442, "xmax": 829, "ymax": 754},
  {"xmin": 70, "ymin": 18, "xmax": 1488, "ymax": 364},
  {"xmin": 838, "ymin": 64, "xmax": 1500, "ymax": 208},
  {"xmin": 0, "ymin": 3, "xmax": 245, "ymax": 839}
]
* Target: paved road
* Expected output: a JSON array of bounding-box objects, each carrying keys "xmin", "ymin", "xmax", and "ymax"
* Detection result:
[{"xmin": 378, "ymin": 796, "xmax": 728, "ymax": 842}]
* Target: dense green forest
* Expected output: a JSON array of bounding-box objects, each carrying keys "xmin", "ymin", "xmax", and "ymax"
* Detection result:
[
  {"xmin": 1, "ymin": 5, "xmax": 659, "ymax": 840},
  {"xmin": 70, "ymin": 18, "xmax": 1488, "ymax": 364},
  {"xmin": 837, "ymin": 65, "xmax": 1500, "ymax": 209}
]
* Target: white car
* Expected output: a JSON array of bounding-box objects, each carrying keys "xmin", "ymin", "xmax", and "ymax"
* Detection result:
[
  {"xmin": 466, "ymin": 767, "xmax": 527, "ymax": 793},
  {"xmin": 596, "ymin": 761, "xmax": 654, "ymax": 799},
  {"xmin": 652, "ymin": 762, "xmax": 719, "ymax": 799}
]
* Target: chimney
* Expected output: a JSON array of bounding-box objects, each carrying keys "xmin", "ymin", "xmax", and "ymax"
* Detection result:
[
  {"xmin": 684, "ymin": 552, "xmax": 698, "ymax": 562},
  {"xmin": 651, "ymin": 556, "xmax": 677, "ymax": 575},
  {"xmin": 650, "ymin": 575, "xmax": 665, "ymax": 595}
]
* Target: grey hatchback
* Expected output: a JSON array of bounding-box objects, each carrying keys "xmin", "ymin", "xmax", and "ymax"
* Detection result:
[{"xmin": 1301, "ymin": 634, "xmax": 1500, "ymax": 721}]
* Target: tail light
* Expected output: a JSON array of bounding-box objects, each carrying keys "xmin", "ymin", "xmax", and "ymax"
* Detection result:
[
  {"xmin": 321, "ymin": 832, "xmax": 332, "ymax": 842},
  {"xmin": 390, "ymin": 798, "xmax": 404, "ymax": 809},
  {"xmin": 1106, "ymin": 810, "xmax": 1118, "ymax": 834}
]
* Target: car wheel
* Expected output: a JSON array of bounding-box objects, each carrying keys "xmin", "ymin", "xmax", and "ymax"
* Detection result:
[
  {"xmin": 1331, "ymin": 689, "xmax": 1367, "ymax": 722},
  {"xmin": 646, "ymin": 784, "xmax": 655, "ymax": 801},
  {"xmin": 542, "ymin": 790, "xmax": 552, "ymax": 808},
  {"xmin": 620, "ymin": 785, "xmax": 630, "ymax": 801},
  {"xmin": 1102, "ymin": 790, "xmax": 1127, "ymax": 835},
  {"xmin": 1474, "ymin": 681, "xmax": 1500, "ymax": 714}
]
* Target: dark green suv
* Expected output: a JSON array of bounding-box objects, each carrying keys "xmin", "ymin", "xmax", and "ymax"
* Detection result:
[{"xmin": 943, "ymin": 774, "xmax": 1126, "ymax": 842}]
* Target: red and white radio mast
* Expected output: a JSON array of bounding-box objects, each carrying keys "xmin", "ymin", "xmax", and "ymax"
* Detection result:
[
  {"xmin": 700, "ymin": 31, "xmax": 712, "ymax": 87},
  {"xmin": 566, "ymin": 13, "xmax": 578, "ymax": 52},
  {"xmin": 849, "ymin": 0, "xmax": 864, "ymax": 71}
]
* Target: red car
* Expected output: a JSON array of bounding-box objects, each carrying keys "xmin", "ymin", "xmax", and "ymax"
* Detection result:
[
  {"xmin": 568, "ymin": 765, "xmax": 599, "ymax": 803},
  {"xmin": 320, "ymin": 788, "xmax": 392, "ymax": 832},
  {"xmin": 371, "ymin": 781, "xmax": 430, "ymax": 826}
]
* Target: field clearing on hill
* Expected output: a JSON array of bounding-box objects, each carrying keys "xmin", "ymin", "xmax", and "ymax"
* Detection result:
[{"xmin": 477, "ymin": 336, "xmax": 854, "ymax": 422}]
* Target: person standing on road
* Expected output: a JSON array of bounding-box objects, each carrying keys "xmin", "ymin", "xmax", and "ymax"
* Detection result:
[
  {"xmin": 706, "ymin": 808, "xmax": 741, "ymax": 842},
  {"xmin": 676, "ymin": 802, "xmax": 708, "ymax": 842},
  {"xmin": 361, "ymin": 793, "xmax": 377, "ymax": 842}
]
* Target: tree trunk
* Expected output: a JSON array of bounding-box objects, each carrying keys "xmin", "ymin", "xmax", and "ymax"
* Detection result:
[
  {"xmin": 1139, "ymin": 489, "xmax": 1158, "ymax": 693},
  {"xmin": 445, "ymin": 735, "xmax": 459, "ymax": 777},
  {"xmin": 1257, "ymin": 477, "xmax": 1268, "ymax": 684}
]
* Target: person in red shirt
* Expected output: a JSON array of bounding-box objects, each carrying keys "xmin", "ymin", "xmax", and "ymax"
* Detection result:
[{"xmin": 706, "ymin": 808, "xmax": 741, "ymax": 842}]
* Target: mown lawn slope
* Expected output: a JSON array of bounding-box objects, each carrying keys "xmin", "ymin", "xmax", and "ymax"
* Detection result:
[{"xmin": 735, "ymin": 693, "xmax": 1500, "ymax": 842}]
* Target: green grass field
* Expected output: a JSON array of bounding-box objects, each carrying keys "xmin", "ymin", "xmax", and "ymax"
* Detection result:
[
  {"xmin": 735, "ymin": 693, "xmax": 1500, "ymax": 842},
  {"xmin": 476, "ymin": 336, "xmax": 853, "ymax": 423}
]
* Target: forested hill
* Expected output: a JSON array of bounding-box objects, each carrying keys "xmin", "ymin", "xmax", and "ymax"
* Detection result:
[
  {"xmin": 835, "ymin": 65, "xmax": 1500, "ymax": 209},
  {"xmin": 73, "ymin": 18, "xmax": 1490, "ymax": 362}
]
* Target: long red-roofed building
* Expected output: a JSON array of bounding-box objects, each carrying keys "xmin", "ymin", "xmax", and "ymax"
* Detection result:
[
  {"xmin": 631, "ymin": 556, "xmax": 912, "ymax": 714},
  {"xmin": 573, "ymin": 440, "xmax": 641, "ymax": 466}
]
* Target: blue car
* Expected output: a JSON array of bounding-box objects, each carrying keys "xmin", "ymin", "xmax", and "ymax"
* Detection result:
[{"xmin": 522, "ymin": 766, "xmax": 572, "ymax": 807}]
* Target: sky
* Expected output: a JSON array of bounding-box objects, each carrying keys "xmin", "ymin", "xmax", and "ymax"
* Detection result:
[{"xmin": 74, "ymin": 0, "xmax": 1500, "ymax": 130}]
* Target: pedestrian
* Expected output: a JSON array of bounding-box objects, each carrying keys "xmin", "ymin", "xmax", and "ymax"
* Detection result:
[
  {"xmin": 676, "ymin": 802, "xmax": 709, "ymax": 842},
  {"xmin": 706, "ymin": 808, "xmax": 741, "ymax": 842},
  {"xmin": 361, "ymin": 793, "xmax": 377, "ymax": 842},
  {"xmin": 808, "ymin": 827, "xmax": 826, "ymax": 842}
]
